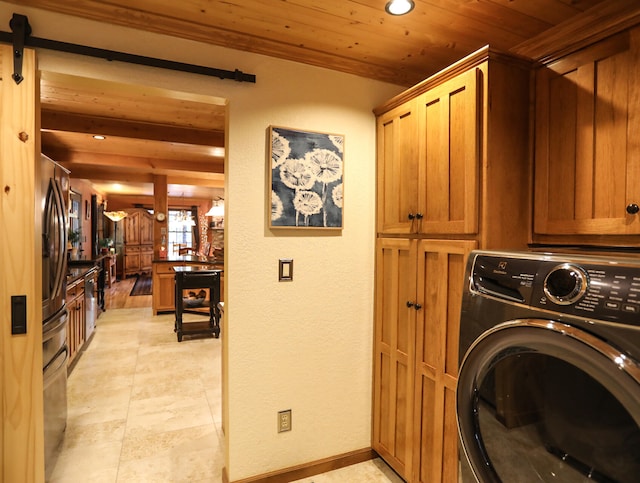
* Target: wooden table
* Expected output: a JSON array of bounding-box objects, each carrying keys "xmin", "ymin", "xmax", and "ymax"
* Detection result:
[{"xmin": 173, "ymin": 265, "xmax": 221, "ymax": 342}]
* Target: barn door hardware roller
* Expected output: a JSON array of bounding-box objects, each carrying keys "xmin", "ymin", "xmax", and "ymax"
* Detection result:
[
  {"xmin": 1, "ymin": 13, "xmax": 256, "ymax": 84},
  {"xmin": 9, "ymin": 13, "xmax": 30, "ymax": 84}
]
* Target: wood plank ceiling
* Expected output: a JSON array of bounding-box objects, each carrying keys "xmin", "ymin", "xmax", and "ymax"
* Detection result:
[
  {"xmin": 40, "ymin": 72, "xmax": 226, "ymax": 197},
  {"xmin": 6, "ymin": 0, "xmax": 611, "ymax": 196}
]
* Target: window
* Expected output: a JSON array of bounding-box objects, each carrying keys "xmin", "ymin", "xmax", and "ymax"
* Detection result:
[{"xmin": 168, "ymin": 209, "xmax": 196, "ymax": 254}]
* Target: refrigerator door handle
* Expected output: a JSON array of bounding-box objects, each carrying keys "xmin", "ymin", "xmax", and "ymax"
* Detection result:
[{"xmin": 50, "ymin": 178, "xmax": 67, "ymax": 301}]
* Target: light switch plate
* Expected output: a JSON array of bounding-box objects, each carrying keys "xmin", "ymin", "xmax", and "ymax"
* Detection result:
[{"xmin": 279, "ymin": 259, "xmax": 293, "ymax": 281}]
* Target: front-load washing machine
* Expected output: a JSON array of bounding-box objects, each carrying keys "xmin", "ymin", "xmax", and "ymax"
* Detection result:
[{"xmin": 456, "ymin": 250, "xmax": 640, "ymax": 483}]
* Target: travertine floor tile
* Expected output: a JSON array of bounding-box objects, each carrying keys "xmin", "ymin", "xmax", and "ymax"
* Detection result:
[{"xmin": 48, "ymin": 306, "xmax": 400, "ymax": 483}]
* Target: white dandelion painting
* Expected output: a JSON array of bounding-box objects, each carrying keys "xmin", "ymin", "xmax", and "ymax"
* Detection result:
[{"xmin": 269, "ymin": 126, "xmax": 344, "ymax": 228}]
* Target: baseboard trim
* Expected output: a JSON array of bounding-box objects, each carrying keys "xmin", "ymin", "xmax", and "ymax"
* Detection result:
[{"xmin": 226, "ymin": 447, "xmax": 377, "ymax": 483}]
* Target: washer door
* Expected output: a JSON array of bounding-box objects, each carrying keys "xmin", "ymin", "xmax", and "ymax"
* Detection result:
[{"xmin": 457, "ymin": 319, "xmax": 640, "ymax": 483}]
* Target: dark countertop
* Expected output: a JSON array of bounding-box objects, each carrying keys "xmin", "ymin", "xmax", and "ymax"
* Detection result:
[
  {"xmin": 67, "ymin": 265, "xmax": 97, "ymax": 285},
  {"xmin": 153, "ymin": 254, "xmax": 224, "ymax": 267},
  {"xmin": 68, "ymin": 254, "xmax": 110, "ymax": 266}
]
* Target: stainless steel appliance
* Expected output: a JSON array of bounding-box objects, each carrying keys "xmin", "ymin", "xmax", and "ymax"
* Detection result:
[
  {"xmin": 41, "ymin": 154, "xmax": 69, "ymax": 479},
  {"xmin": 85, "ymin": 268, "xmax": 97, "ymax": 340},
  {"xmin": 457, "ymin": 250, "xmax": 640, "ymax": 483}
]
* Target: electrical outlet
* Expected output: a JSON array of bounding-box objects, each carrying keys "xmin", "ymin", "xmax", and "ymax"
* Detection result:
[{"xmin": 278, "ymin": 409, "xmax": 292, "ymax": 432}]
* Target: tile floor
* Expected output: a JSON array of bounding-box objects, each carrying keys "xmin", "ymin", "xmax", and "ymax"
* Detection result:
[{"xmin": 48, "ymin": 307, "xmax": 403, "ymax": 483}]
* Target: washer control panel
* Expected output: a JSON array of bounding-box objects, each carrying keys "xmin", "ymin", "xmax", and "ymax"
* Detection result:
[{"xmin": 470, "ymin": 252, "xmax": 640, "ymax": 325}]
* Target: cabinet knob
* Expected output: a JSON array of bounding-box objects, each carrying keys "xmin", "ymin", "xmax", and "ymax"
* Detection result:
[
  {"xmin": 406, "ymin": 301, "xmax": 414, "ymax": 308},
  {"xmin": 414, "ymin": 303, "xmax": 422, "ymax": 310},
  {"xmin": 408, "ymin": 213, "xmax": 415, "ymax": 220},
  {"xmin": 626, "ymin": 203, "xmax": 640, "ymax": 215},
  {"xmin": 415, "ymin": 213, "xmax": 423, "ymax": 219}
]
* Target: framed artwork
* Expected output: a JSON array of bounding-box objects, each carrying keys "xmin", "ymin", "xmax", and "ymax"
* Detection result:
[{"xmin": 269, "ymin": 126, "xmax": 344, "ymax": 229}]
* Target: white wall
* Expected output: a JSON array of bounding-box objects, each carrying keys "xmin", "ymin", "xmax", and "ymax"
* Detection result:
[{"xmin": 0, "ymin": 3, "xmax": 403, "ymax": 479}]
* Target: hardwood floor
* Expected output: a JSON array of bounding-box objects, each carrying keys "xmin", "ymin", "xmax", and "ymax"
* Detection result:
[{"xmin": 105, "ymin": 276, "xmax": 152, "ymax": 310}]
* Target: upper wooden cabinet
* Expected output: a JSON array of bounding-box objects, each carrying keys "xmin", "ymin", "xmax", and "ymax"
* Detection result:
[
  {"xmin": 377, "ymin": 70, "xmax": 479, "ymax": 235},
  {"xmin": 534, "ymin": 28, "xmax": 640, "ymax": 236},
  {"xmin": 416, "ymin": 68, "xmax": 479, "ymax": 235},
  {"xmin": 376, "ymin": 49, "xmax": 530, "ymax": 243},
  {"xmin": 377, "ymin": 100, "xmax": 420, "ymax": 234}
]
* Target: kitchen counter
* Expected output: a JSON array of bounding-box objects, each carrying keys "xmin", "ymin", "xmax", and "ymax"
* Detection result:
[
  {"xmin": 68, "ymin": 255, "xmax": 109, "ymax": 310},
  {"xmin": 153, "ymin": 254, "xmax": 223, "ymax": 268},
  {"xmin": 67, "ymin": 265, "xmax": 97, "ymax": 285},
  {"xmin": 152, "ymin": 256, "xmax": 224, "ymax": 315}
]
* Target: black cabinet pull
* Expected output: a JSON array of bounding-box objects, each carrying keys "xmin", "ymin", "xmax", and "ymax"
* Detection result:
[
  {"xmin": 406, "ymin": 301, "xmax": 414, "ymax": 308},
  {"xmin": 408, "ymin": 213, "xmax": 415, "ymax": 220},
  {"xmin": 414, "ymin": 303, "xmax": 422, "ymax": 310},
  {"xmin": 626, "ymin": 203, "xmax": 640, "ymax": 215},
  {"xmin": 415, "ymin": 213, "xmax": 423, "ymax": 219}
]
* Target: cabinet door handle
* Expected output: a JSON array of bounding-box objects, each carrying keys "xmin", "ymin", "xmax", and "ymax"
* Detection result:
[
  {"xmin": 407, "ymin": 213, "xmax": 415, "ymax": 220},
  {"xmin": 414, "ymin": 303, "xmax": 422, "ymax": 310},
  {"xmin": 406, "ymin": 301, "xmax": 414, "ymax": 308},
  {"xmin": 415, "ymin": 213, "xmax": 423, "ymax": 219},
  {"xmin": 626, "ymin": 203, "xmax": 640, "ymax": 215}
]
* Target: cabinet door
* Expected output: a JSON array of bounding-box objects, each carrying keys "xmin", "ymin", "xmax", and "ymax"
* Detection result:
[
  {"xmin": 124, "ymin": 250, "xmax": 141, "ymax": 275},
  {"xmin": 124, "ymin": 211, "xmax": 140, "ymax": 245},
  {"xmin": 417, "ymin": 68, "xmax": 480, "ymax": 234},
  {"xmin": 377, "ymin": 100, "xmax": 420, "ymax": 234},
  {"xmin": 155, "ymin": 273, "xmax": 175, "ymax": 312},
  {"xmin": 140, "ymin": 248, "xmax": 153, "ymax": 271},
  {"xmin": 140, "ymin": 211, "xmax": 154, "ymax": 244},
  {"xmin": 534, "ymin": 30, "xmax": 640, "ymax": 235},
  {"xmin": 372, "ymin": 237, "xmax": 418, "ymax": 479},
  {"xmin": 412, "ymin": 239, "xmax": 476, "ymax": 483}
]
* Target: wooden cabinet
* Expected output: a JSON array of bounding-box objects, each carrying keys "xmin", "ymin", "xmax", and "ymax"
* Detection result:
[
  {"xmin": 377, "ymin": 68, "xmax": 479, "ymax": 236},
  {"xmin": 372, "ymin": 238, "xmax": 416, "ymax": 476},
  {"xmin": 411, "ymin": 240, "xmax": 475, "ymax": 483},
  {"xmin": 373, "ymin": 46, "xmax": 531, "ymax": 483},
  {"xmin": 372, "ymin": 238, "xmax": 475, "ymax": 481},
  {"xmin": 123, "ymin": 209, "xmax": 154, "ymax": 277},
  {"xmin": 377, "ymin": 99, "xmax": 420, "ymax": 234},
  {"xmin": 65, "ymin": 278, "xmax": 85, "ymax": 369},
  {"xmin": 533, "ymin": 28, "xmax": 640, "ymax": 238},
  {"xmin": 416, "ymin": 68, "xmax": 479, "ymax": 235},
  {"xmin": 152, "ymin": 262, "xmax": 177, "ymax": 314},
  {"xmin": 124, "ymin": 211, "xmax": 141, "ymax": 245}
]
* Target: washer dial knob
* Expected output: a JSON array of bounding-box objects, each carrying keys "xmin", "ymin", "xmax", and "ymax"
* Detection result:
[{"xmin": 543, "ymin": 264, "xmax": 588, "ymax": 305}]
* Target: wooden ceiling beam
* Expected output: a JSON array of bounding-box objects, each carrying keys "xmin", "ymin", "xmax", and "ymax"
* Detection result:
[
  {"xmin": 43, "ymin": 149, "xmax": 224, "ymax": 174},
  {"xmin": 41, "ymin": 110, "xmax": 225, "ymax": 147}
]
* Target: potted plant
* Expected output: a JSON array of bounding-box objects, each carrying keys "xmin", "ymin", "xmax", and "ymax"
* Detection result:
[
  {"xmin": 68, "ymin": 228, "xmax": 80, "ymax": 248},
  {"xmin": 99, "ymin": 237, "xmax": 113, "ymax": 254},
  {"xmin": 68, "ymin": 228, "xmax": 81, "ymax": 259}
]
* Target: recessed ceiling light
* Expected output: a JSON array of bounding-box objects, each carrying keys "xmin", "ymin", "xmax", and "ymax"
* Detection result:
[
  {"xmin": 385, "ymin": 0, "xmax": 415, "ymax": 16},
  {"xmin": 93, "ymin": 135, "xmax": 106, "ymax": 140}
]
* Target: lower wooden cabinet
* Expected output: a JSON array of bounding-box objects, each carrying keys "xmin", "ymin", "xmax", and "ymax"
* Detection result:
[
  {"xmin": 124, "ymin": 244, "xmax": 153, "ymax": 277},
  {"xmin": 152, "ymin": 262, "xmax": 177, "ymax": 314},
  {"xmin": 372, "ymin": 238, "xmax": 476, "ymax": 482},
  {"xmin": 66, "ymin": 278, "xmax": 85, "ymax": 368}
]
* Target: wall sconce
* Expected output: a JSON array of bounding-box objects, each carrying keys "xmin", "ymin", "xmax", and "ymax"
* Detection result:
[{"xmin": 385, "ymin": 0, "xmax": 415, "ymax": 15}]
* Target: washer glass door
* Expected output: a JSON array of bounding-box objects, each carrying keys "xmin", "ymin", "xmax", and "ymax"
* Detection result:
[{"xmin": 457, "ymin": 319, "xmax": 640, "ymax": 483}]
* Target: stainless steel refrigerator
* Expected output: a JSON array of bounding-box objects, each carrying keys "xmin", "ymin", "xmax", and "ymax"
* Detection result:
[{"xmin": 41, "ymin": 154, "xmax": 69, "ymax": 479}]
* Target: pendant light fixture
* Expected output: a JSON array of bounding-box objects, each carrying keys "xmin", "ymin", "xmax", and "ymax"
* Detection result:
[
  {"xmin": 385, "ymin": 0, "xmax": 415, "ymax": 16},
  {"xmin": 205, "ymin": 198, "xmax": 224, "ymax": 217}
]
